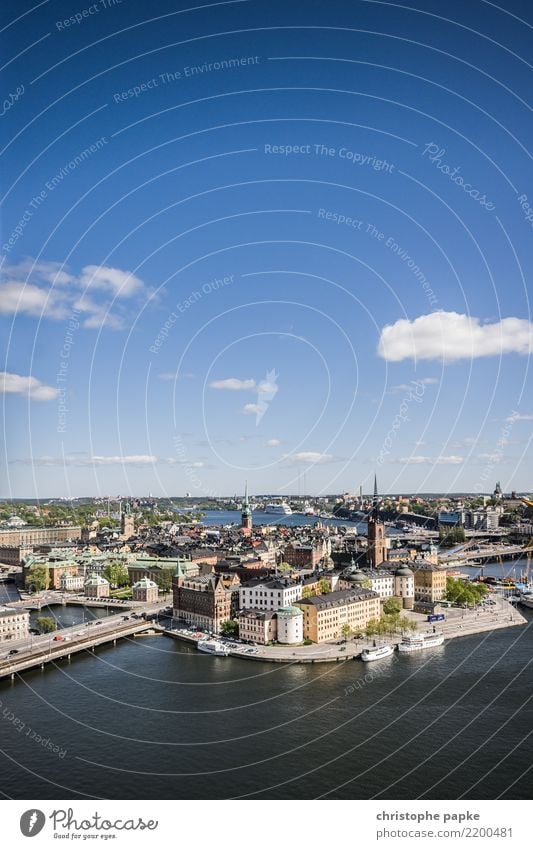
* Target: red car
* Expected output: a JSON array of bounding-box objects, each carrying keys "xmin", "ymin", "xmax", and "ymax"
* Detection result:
[{"xmin": 53, "ymin": 635, "xmax": 64, "ymax": 641}]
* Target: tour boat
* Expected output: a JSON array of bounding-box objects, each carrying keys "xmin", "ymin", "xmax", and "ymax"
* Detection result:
[
  {"xmin": 197, "ymin": 639, "xmax": 230, "ymax": 656},
  {"xmin": 361, "ymin": 644, "xmax": 395, "ymax": 662},
  {"xmin": 397, "ymin": 632, "xmax": 445, "ymax": 653}
]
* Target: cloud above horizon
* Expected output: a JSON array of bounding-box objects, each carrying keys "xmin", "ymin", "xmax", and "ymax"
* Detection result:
[
  {"xmin": 209, "ymin": 378, "xmax": 256, "ymax": 390},
  {"xmin": 281, "ymin": 451, "xmax": 337, "ymax": 465},
  {"xmin": 394, "ymin": 455, "xmax": 464, "ymax": 465},
  {"xmin": 0, "ymin": 259, "xmax": 149, "ymax": 329},
  {"xmin": 378, "ymin": 311, "xmax": 533, "ymax": 362},
  {"xmin": 0, "ymin": 371, "xmax": 58, "ymax": 401}
]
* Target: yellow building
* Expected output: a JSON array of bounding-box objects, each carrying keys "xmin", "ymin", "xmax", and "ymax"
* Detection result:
[
  {"xmin": 412, "ymin": 562, "xmax": 447, "ymax": 604},
  {"xmin": 295, "ymin": 588, "xmax": 380, "ymax": 643}
]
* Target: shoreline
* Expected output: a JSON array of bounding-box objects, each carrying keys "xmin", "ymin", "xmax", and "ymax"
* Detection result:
[{"xmin": 163, "ymin": 599, "xmax": 528, "ymax": 664}]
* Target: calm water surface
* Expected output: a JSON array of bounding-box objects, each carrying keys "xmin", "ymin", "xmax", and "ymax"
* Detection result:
[{"xmin": 1, "ymin": 609, "xmax": 531, "ymax": 800}]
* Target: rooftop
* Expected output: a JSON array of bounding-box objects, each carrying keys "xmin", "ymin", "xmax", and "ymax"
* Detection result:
[{"xmin": 296, "ymin": 588, "xmax": 378, "ymax": 609}]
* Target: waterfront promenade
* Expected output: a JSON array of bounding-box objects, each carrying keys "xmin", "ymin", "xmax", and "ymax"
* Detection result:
[{"xmin": 163, "ymin": 596, "xmax": 527, "ymax": 664}]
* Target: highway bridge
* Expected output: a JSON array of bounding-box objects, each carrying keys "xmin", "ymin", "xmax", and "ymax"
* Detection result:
[
  {"xmin": 0, "ymin": 605, "xmax": 168, "ymax": 681},
  {"xmin": 439, "ymin": 542, "xmax": 533, "ymax": 566}
]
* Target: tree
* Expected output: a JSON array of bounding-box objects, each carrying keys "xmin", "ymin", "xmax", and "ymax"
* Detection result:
[
  {"xmin": 364, "ymin": 619, "xmax": 379, "ymax": 638},
  {"xmin": 278, "ymin": 562, "xmax": 291, "ymax": 573},
  {"xmin": 383, "ymin": 597, "xmax": 402, "ymax": 616},
  {"xmin": 153, "ymin": 570, "xmax": 173, "ymax": 593},
  {"xmin": 318, "ymin": 578, "xmax": 330, "ymax": 595},
  {"xmin": 103, "ymin": 562, "xmax": 129, "ymax": 588},
  {"xmin": 35, "ymin": 616, "xmax": 56, "ymax": 634},
  {"xmin": 302, "ymin": 586, "xmax": 314, "ymax": 599},
  {"xmin": 340, "ymin": 623, "xmax": 352, "ymax": 641},
  {"xmin": 25, "ymin": 565, "xmax": 49, "ymax": 593},
  {"xmin": 446, "ymin": 576, "xmax": 488, "ymax": 606},
  {"xmin": 220, "ymin": 620, "xmax": 239, "ymax": 637}
]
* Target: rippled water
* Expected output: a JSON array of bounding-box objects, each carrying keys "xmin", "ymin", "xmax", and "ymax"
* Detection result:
[{"xmin": 1, "ymin": 609, "xmax": 531, "ymax": 800}]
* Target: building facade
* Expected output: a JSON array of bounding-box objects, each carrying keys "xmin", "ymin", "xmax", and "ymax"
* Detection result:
[
  {"xmin": 238, "ymin": 578, "xmax": 303, "ymax": 612},
  {"xmin": 132, "ymin": 576, "xmax": 159, "ymax": 603},
  {"xmin": 411, "ymin": 562, "xmax": 447, "ymax": 605},
  {"xmin": 238, "ymin": 609, "xmax": 277, "ymax": 644},
  {"xmin": 173, "ymin": 574, "xmax": 239, "ymax": 631},
  {"xmin": 276, "ymin": 606, "xmax": 304, "ymax": 644},
  {"xmin": 0, "ymin": 606, "xmax": 30, "ymax": 643},
  {"xmin": 84, "ymin": 573, "xmax": 110, "ymax": 598},
  {"xmin": 296, "ymin": 589, "xmax": 380, "ymax": 643}
]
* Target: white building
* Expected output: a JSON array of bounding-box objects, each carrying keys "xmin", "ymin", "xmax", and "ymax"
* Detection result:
[
  {"xmin": 59, "ymin": 573, "xmax": 85, "ymax": 591},
  {"xmin": 0, "ymin": 606, "xmax": 29, "ymax": 643},
  {"xmin": 276, "ymin": 606, "xmax": 304, "ymax": 644},
  {"xmin": 239, "ymin": 578, "xmax": 302, "ymax": 612}
]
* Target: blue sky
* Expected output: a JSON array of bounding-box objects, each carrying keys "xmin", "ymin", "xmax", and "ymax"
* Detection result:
[{"xmin": 1, "ymin": 0, "xmax": 532, "ymax": 498}]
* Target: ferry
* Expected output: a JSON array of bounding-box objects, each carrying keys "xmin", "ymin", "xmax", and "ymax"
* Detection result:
[
  {"xmin": 197, "ymin": 639, "xmax": 230, "ymax": 656},
  {"xmin": 361, "ymin": 644, "xmax": 395, "ymax": 662},
  {"xmin": 264, "ymin": 502, "xmax": 292, "ymax": 515},
  {"xmin": 397, "ymin": 632, "xmax": 445, "ymax": 653}
]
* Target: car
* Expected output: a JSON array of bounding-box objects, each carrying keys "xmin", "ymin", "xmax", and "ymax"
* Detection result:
[
  {"xmin": 8, "ymin": 649, "xmax": 19, "ymax": 655},
  {"xmin": 95, "ymin": 620, "xmax": 102, "ymax": 625},
  {"xmin": 74, "ymin": 632, "xmax": 84, "ymax": 636},
  {"xmin": 53, "ymin": 635, "xmax": 64, "ymax": 641},
  {"xmin": 122, "ymin": 616, "xmax": 130, "ymax": 621},
  {"xmin": 339, "ymin": 646, "xmax": 346, "ymax": 652}
]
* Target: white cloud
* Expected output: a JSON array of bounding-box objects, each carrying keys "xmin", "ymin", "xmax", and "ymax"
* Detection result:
[
  {"xmin": 266, "ymin": 438, "xmax": 281, "ymax": 447},
  {"xmin": 242, "ymin": 402, "xmax": 266, "ymax": 416},
  {"xmin": 0, "ymin": 371, "xmax": 58, "ymax": 401},
  {"xmin": 281, "ymin": 451, "xmax": 336, "ymax": 465},
  {"xmin": 0, "ymin": 259, "xmax": 147, "ymax": 329},
  {"xmin": 396, "ymin": 455, "xmax": 464, "ymax": 465},
  {"xmin": 378, "ymin": 311, "xmax": 533, "ymax": 362},
  {"xmin": 79, "ymin": 265, "xmax": 144, "ymax": 298},
  {"xmin": 209, "ymin": 378, "xmax": 256, "ymax": 390}
]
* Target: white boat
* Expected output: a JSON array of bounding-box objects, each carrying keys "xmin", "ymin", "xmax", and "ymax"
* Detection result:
[
  {"xmin": 264, "ymin": 502, "xmax": 292, "ymax": 515},
  {"xmin": 197, "ymin": 639, "xmax": 230, "ymax": 656},
  {"xmin": 518, "ymin": 591, "xmax": 533, "ymax": 609},
  {"xmin": 397, "ymin": 632, "xmax": 445, "ymax": 653},
  {"xmin": 361, "ymin": 644, "xmax": 395, "ymax": 662}
]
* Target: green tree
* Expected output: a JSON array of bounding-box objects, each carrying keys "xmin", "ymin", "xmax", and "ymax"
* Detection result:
[
  {"xmin": 318, "ymin": 578, "xmax": 330, "ymax": 595},
  {"xmin": 302, "ymin": 586, "xmax": 314, "ymax": 599},
  {"xmin": 103, "ymin": 562, "xmax": 129, "ymax": 588},
  {"xmin": 364, "ymin": 619, "xmax": 379, "ymax": 638},
  {"xmin": 220, "ymin": 620, "xmax": 239, "ymax": 637},
  {"xmin": 340, "ymin": 623, "xmax": 352, "ymax": 641},
  {"xmin": 278, "ymin": 562, "xmax": 291, "ymax": 573},
  {"xmin": 35, "ymin": 615, "xmax": 56, "ymax": 634},
  {"xmin": 383, "ymin": 597, "xmax": 402, "ymax": 616},
  {"xmin": 25, "ymin": 565, "xmax": 49, "ymax": 593},
  {"xmin": 153, "ymin": 570, "xmax": 173, "ymax": 593}
]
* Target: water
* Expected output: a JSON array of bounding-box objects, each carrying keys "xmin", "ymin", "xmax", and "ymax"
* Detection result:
[
  {"xmin": 183, "ymin": 508, "xmax": 367, "ymax": 530},
  {"xmin": 1, "ymin": 610, "xmax": 531, "ymax": 800},
  {"xmin": 29, "ymin": 604, "xmax": 115, "ymax": 632}
]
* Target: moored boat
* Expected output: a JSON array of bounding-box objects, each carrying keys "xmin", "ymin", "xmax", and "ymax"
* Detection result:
[
  {"xmin": 361, "ymin": 644, "xmax": 395, "ymax": 662},
  {"xmin": 197, "ymin": 639, "xmax": 230, "ymax": 656},
  {"xmin": 397, "ymin": 632, "xmax": 445, "ymax": 653}
]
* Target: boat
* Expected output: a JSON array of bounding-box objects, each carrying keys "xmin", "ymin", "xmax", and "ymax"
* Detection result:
[
  {"xmin": 397, "ymin": 632, "xmax": 445, "ymax": 653},
  {"xmin": 197, "ymin": 639, "xmax": 230, "ymax": 656},
  {"xmin": 518, "ymin": 591, "xmax": 533, "ymax": 609},
  {"xmin": 361, "ymin": 644, "xmax": 395, "ymax": 662},
  {"xmin": 264, "ymin": 502, "xmax": 292, "ymax": 515}
]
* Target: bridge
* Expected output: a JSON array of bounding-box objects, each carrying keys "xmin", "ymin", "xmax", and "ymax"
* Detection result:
[
  {"xmin": 0, "ymin": 618, "xmax": 160, "ymax": 681},
  {"xmin": 439, "ymin": 541, "xmax": 533, "ymax": 566}
]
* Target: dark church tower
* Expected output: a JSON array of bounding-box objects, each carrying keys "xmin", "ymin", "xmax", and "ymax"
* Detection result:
[
  {"xmin": 367, "ymin": 474, "xmax": 386, "ymax": 568},
  {"xmin": 241, "ymin": 482, "xmax": 252, "ymax": 531}
]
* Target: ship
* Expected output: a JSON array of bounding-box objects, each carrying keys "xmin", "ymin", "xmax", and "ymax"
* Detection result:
[
  {"xmin": 264, "ymin": 502, "xmax": 292, "ymax": 515},
  {"xmin": 361, "ymin": 644, "xmax": 395, "ymax": 662},
  {"xmin": 397, "ymin": 632, "xmax": 445, "ymax": 653},
  {"xmin": 197, "ymin": 639, "xmax": 230, "ymax": 656}
]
